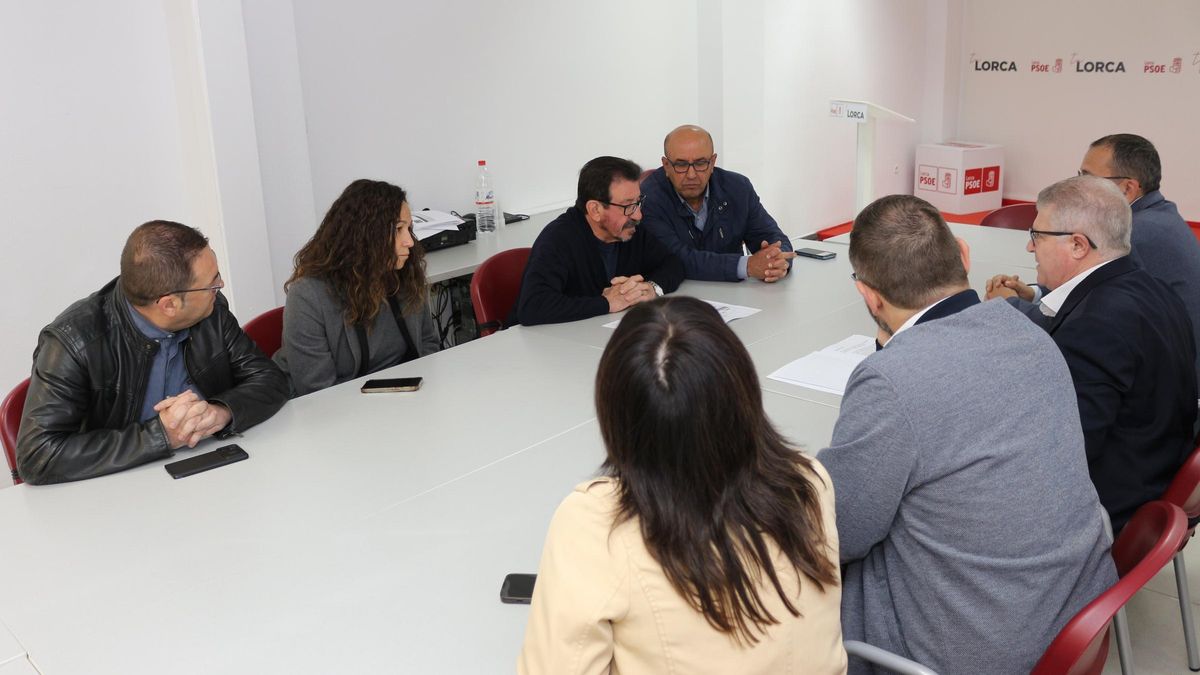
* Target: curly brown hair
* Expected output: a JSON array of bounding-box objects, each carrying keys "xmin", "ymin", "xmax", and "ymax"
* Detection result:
[{"xmin": 287, "ymin": 179, "xmax": 427, "ymax": 327}]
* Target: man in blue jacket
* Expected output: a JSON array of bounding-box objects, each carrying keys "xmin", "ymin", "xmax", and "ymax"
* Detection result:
[
  {"xmin": 988, "ymin": 133, "xmax": 1200, "ymax": 386},
  {"xmin": 640, "ymin": 125, "xmax": 793, "ymax": 282}
]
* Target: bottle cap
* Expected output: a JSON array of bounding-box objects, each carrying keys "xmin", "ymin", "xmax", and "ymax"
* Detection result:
[{"xmin": 478, "ymin": 160, "xmax": 486, "ymax": 166}]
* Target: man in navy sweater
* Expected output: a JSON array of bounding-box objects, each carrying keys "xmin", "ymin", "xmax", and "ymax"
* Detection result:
[
  {"xmin": 640, "ymin": 125, "xmax": 793, "ymax": 282},
  {"xmin": 513, "ymin": 156, "xmax": 684, "ymax": 326}
]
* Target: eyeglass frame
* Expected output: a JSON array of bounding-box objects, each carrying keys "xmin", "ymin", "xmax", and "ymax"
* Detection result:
[
  {"xmin": 665, "ymin": 156, "xmax": 715, "ymax": 174},
  {"xmin": 599, "ymin": 196, "xmax": 646, "ymax": 217},
  {"xmin": 1076, "ymin": 170, "xmax": 1132, "ymax": 182},
  {"xmin": 163, "ymin": 277, "xmax": 225, "ymax": 298},
  {"xmin": 1028, "ymin": 228, "xmax": 1098, "ymax": 250}
]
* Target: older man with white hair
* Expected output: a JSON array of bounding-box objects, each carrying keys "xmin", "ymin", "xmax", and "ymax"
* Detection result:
[{"xmin": 1010, "ymin": 175, "xmax": 1196, "ymax": 531}]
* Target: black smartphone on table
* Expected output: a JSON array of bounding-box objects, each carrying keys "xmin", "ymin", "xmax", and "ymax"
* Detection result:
[
  {"xmin": 794, "ymin": 247, "xmax": 837, "ymax": 260},
  {"xmin": 500, "ymin": 573, "xmax": 537, "ymax": 604},
  {"xmin": 165, "ymin": 444, "xmax": 248, "ymax": 479},
  {"xmin": 360, "ymin": 377, "xmax": 423, "ymax": 393}
]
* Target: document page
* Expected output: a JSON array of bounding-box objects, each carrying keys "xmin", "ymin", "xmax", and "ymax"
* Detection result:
[
  {"xmin": 411, "ymin": 210, "xmax": 465, "ymax": 241},
  {"xmin": 766, "ymin": 334, "xmax": 875, "ymax": 396},
  {"xmin": 603, "ymin": 299, "xmax": 761, "ymax": 328}
]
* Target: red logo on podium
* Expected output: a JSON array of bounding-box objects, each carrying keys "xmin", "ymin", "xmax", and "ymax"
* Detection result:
[{"xmin": 964, "ymin": 168, "xmax": 983, "ymax": 195}]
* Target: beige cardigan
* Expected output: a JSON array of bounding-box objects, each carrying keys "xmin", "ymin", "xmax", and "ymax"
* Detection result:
[{"xmin": 518, "ymin": 462, "xmax": 847, "ymax": 675}]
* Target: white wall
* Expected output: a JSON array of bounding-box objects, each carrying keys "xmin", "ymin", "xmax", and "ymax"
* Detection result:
[
  {"xmin": 0, "ymin": 1, "xmax": 195, "ymax": 391},
  {"xmin": 265, "ymin": 0, "xmax": 698, "ymax": 280},
  {"xmin": 957, "ymin": 0, "xmax": 1200, "ymax": 218},
  {"xmin": 711, "ymin": 0, "xmax": 950, "ymax": 237}
]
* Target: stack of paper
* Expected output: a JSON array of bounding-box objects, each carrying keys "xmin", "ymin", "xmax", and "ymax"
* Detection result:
[
  {"xmin": 411, "ymin": 210, "xmax": 465, "ymax": 241},
  {"xmin": 603, "ymin": 299, "xmax": 761, "ymax": 328},
  {"xmin": 767, "ymin": 334, "xmax": 876, "ymax": 395}
]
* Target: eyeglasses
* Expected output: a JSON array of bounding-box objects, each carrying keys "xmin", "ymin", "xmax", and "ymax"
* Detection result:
[
  {"xmin": 601, "ymin": 196, "xmax": 645, "ymax": 216},
  {"xmin": 667, "ymin": 157, "xmax": 713, "ymax": 174},
  {"xmin": 1076, "ymin": 170, "xmax": 1131, "ymax": 182},
  {"xmin": 164, "ymin": 279, "xmax": 224, "ymax": 297},
  {"xmin": 1028, "ymin": 228, "xmax": 1098, "ymax": 249}
]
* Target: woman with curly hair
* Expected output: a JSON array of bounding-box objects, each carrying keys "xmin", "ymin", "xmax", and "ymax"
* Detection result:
[
  {"xmin": 274, "ymin": 179, "xmax": 439, "ymax": 396},
  {"xmin": 519, "ymin": 296, "xmax": 845, "ymax": 674}
]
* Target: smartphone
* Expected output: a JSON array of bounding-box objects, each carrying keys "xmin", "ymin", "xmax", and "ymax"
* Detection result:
[
  {"xmin": 165, "ymin": 444, "xmax": 248, "ymax": 479},
  {"xmin": 795, "ymin": 247, "xmax": 836, "ymax": 260},
  {"xmin": 361, "ymin": 377, "xmax": 423, "ymax": 393},
  {"xmin": 500, "ymin": 573, "xmax": 537, "ymax": 604}
]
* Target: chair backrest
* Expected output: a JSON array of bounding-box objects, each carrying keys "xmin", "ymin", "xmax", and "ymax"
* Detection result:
[
  {"xmin": 243, "ymin": 306, "xmax": 285, "ymax": 358},
  {"xmin": 1163, "ymin": 438, "xmax": 1200, "ymax": 519},
  {"xmin": 638, "ymin": 168, "xmax": 656, "ymax": 184},
  {"xmin": 979, "ymin": 203, "xmax": 1038, "ymax": 231},
  {"xmin": 1031, "ymin": 500, "xmax": 1187, "ymax": 675},
  {"xmin": 470, "ymin": 248, "xmax": 531, "ymax": 337},
  {"xmin": 1, "ymin": 378, "xmax": 30, "ymax": 485}
]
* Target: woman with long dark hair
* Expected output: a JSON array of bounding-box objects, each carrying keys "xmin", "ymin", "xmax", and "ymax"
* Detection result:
[
  {"xmin": 519, "ymin": 296, "xmax": 845, "ymax": 674},
  {"xmin": 274, "ymin": 179, "xmax": 438, "ymax": 396}
]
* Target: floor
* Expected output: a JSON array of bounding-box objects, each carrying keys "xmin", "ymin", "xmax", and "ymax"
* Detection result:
[{"xmin": 1102, "ymin": 534, "xmax": 1200, "ymax": 674}]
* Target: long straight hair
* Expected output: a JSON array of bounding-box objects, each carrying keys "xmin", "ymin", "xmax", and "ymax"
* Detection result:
[
  {"xmin": 595, "ymin": 297, "xmax": 838, "ymax": 644},
  {"xmin": 287, "ymin": 179, "xmax": 427, "ymax": 327}
]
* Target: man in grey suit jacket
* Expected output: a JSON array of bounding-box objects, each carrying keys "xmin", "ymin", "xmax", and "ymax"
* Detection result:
[{"xmin": 818, "ymin": 195, "xmax": 1116, "ymax": 674}]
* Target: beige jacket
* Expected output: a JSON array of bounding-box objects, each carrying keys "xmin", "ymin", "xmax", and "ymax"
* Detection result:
[{"xmin": 518, "ymin": 462, "xmax": 846, "ymax": 675}]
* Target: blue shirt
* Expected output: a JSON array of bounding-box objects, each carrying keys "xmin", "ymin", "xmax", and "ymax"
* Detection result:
[
  {"xmin": 127, "ymin": 302, "xmax": 201, "ymax": 422},
  {"xmin": 679, "ymin": 186, "xmax": 711, "ymax": 233},
  {"xmin": 676, "ymin": 184, "xmax": 749, "ymax": 279}
]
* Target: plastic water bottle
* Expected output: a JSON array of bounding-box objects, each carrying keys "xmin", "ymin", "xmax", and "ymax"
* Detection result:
[{"xmin": 474, "ymin": 160, "xmax": 497, "ymax": 233}]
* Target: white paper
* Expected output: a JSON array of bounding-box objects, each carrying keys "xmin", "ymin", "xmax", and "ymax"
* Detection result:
[
  {"xmin": 766, "ymin": 334, "xmax": 875, "ymax": 396},
  {"xmin": 410, "ymin": 209, "xmax": 465, "ymax": 241},
  {"xmin": 603, "ymin": 299, "xmax": 761, "ymax": 328}
]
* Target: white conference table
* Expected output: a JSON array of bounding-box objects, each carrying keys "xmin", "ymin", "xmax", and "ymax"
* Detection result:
[{"xmin": 0, "ymin": 221, "xmax": 1034, "ymax": 673}]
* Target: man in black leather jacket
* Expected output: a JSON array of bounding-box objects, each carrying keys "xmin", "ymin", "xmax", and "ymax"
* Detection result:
[{"xmin": 17, "ymin": 220, "xmax": 289, "ymax": 484}]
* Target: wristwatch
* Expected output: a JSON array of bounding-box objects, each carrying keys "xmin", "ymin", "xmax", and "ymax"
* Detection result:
[{"xmin": 649, "ymin": 281, "xmax": 664, "ymax": 297}]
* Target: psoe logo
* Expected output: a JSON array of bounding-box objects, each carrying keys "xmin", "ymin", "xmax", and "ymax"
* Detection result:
[
  {"xmin": 1030, "ymin": 59, "xmax": 1061, "ymax": 73},
  {"xmin": 1145, "ymin": 59, "xmax": 1182, "ymax": 74},
  {"xmin": 1075, "ymin": 59, "xmax": 1126, "ymax": 73},
  {"xmin": 917, "ymin": 165, "xmax": 938, "ymax": 192},
  {"xmin": 973, "ymin": 59, "xmax": 1018, "ymax": 72},
  {"xmin": 964, "ymin": 168, "xmax": 983, "ymax": 195}
]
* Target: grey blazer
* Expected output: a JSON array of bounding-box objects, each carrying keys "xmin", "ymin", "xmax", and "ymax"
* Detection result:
[
  {"xmin": 819, "ymin": 298, "xmax": 1116, "ymax": 674},
  {"xmin": 273, "ymin": 276, "xmax": 439, "ymax": 397}
]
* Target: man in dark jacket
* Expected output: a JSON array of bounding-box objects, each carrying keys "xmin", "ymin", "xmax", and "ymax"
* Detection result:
[
  {"xmin": 1019, "ymin": 176, "xmax": 1196, "ymax": 530},
  {"xmin": 640, "ymin": 125, "xmax": 793, "ymax": 282},
  {"xmin": 17, "ymin": 220, "xmax": 289, "ymax": 484},
  {"xmin": 513, "ymin": 156, "xmax": 684, "ymax": 326}
]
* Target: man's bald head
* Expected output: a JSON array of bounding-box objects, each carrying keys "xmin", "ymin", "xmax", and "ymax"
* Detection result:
[
  {"xmin": 663, "ymin": 125, "xmax": 714, "ymax": 156},
  {"xmin": 661, "ymin": 125, "xmax": 717, "ymax": 204}
]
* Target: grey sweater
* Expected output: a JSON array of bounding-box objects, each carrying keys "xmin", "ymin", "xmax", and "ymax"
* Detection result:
[
  {"xmin": 819, "ymin": 298, "xmax": 1116, "ymax": 674},
  {"xmin": 273, "ymin": 276, "xmax": 439, "ymax": 397}
]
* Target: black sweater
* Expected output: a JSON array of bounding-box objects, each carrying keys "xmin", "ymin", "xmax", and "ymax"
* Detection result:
[{"xmin": 513, "ymin": 207, "xmax": 685, "ymax": 326}]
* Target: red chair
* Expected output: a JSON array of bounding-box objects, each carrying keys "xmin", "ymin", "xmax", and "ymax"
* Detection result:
[
  {"xmin": 1161, "ymin": 438, "xmax": 1200, "ymax": 670},
  {"xmin": 979, "ymin": 203, "xmax": 1038, "ymax": 230},
  {"xmin": 1, "ymin": 378, "xmax": 30, "ymax": 485},
  {"xmin": 1031, "ymin": 501, "xmax": 1188, "ymax": 675},
  {"xmin": 243, "ymin": 306, "xmax": 284, "ymax": 358},
  {"xmin": 470, "ymin": 248, "xmax": 531, "ymax": 338}
]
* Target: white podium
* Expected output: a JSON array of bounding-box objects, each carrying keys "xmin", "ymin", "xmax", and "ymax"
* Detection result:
[{"xmin": 829, "ymin": 99, "xmax": 916, "ymax": 213}]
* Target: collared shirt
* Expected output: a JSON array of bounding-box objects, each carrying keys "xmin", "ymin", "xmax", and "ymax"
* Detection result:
[
  {"xmin": 891, "ymin": 294, "xmax": 956, "ymax": 340},
  {"xmin": 1039, "ymin": 260, "xmax": 1117, "ymax": 318},
  {"xmin": 678, "ymin": 185, "xmax": 711, "ymax": 233},
  {"xmin": 677, "ymin": 185, "xmax": 751, "ymax": 280},
  {"xmin": 126, "ymin": 301, "xmax": 201, "ymax": 422}
]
